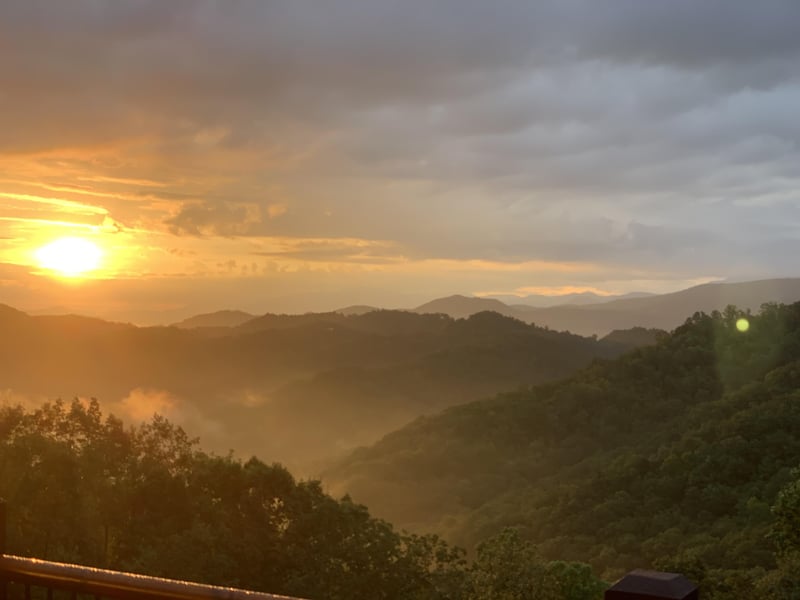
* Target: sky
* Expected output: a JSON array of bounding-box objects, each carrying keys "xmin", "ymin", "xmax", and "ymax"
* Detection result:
[{"xmin": 1, "ymin": 1, "xmax": 800, "ymax": 323}]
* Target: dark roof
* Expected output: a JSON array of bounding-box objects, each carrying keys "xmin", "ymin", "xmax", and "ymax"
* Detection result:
[{"xmin": 606, "ymin": 570, "xmax": 697, "ymax": 598}]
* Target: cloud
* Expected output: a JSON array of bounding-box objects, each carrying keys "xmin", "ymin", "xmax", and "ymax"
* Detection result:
[
  {"xmin": 0, "ymin": 192, "xmax": 108, "ymax": 216},
  {"xmin": 166, "ymin": 202, "xmax": 263, "ymax": 236},
  {"xmin": 251, "ymin": 237, "xmax": 398, "ymax": 264},
  {"xmin": 267, "ymin": 204, "xmax": 288, "ymax": 219},
  {"xmin": 4, "ymin": 1, "xmax": 799, "ymax": 157},
  {"xmin": 2, "ymin": 0, "xmax": 800, "ymax": 305}
]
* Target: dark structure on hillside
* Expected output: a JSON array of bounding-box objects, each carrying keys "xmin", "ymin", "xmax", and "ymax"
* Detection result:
[{"xmin": 605, "ymin": 569, "xmax": 698, "ymax": 600}]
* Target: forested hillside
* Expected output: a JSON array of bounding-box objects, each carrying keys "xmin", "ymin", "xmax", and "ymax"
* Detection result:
[
  {"xmin": 0, "ymin": 306, "xmax": 633, "ymax": 472},
  {"xmin": 0, "ymin": 400, "xmax": 610, "ymax": 599},
  {"xmin": 5, "ymin": 380, "xmax": 800, "ymax": 598},
  {"xmin": 326, "ymin": 302, "xmax": 800, "ymax": 595}
]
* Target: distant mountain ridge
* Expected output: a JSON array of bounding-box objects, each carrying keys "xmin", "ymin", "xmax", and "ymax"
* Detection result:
[
  {"xmin": 412, "ymin": 295, "xmax": 514, "ymax": 319},
  {"xmin": 172, "ymin": 310, "xmax": 256, "ymax": 329},
  {"xmin": 485, "ymin": 290, "xmax": 655, "ymax": 307},
  {"xmin": 410, "ymin": 278, "xmax": 800, "ymax": 336},
  {"xmin": 335, "ymin": 305, "xmax": 381, "ymax": 316},
  {"xmin": 31, "ymin": 277, "xmax": 800, "ymax": 336}
]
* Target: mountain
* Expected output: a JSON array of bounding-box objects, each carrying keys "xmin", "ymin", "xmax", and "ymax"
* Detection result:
[
  {"xmin": 172, "ymin": 309, "xmax": 256, "ymax": 329},
  {"xmin": 413, "ymin": 295, "xmax": 516, "ymax": 318},
  {"xmin": 324, "ymin": 301, "xmax": 800, "ymax": 583},
  {"xmin": 6, "ymin": 276, "xmax": 798, "ymax": 475},
  {"xmin": 524, "ymin": 277, "xmax": 800, "ymax": 336},
  {"xmin": 335, "ymin": 304, "xmax": 381, "ymax": 316},
  {"xmin": 0, "ymin": 305, "xmax": 635, "ymax": 474},
  {"xmin": 413, "ymin": 278, "xmax": 800, "ymax": 336},
  {"xmin": 26, "ymin": 304, "xmax": 82, "ymax": 316},
  {"xmin": 600, "ymin": 326, "xmax": 665, "ymax": 347}
]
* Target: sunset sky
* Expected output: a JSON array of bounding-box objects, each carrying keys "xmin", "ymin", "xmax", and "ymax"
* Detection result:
[{"xmin": 2, "ymin": 1, "xmax": 799, "ymax": 323}]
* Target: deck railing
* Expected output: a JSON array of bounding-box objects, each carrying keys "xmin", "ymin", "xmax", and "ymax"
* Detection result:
[
  {"xmin": 0, "ymin": 502, "xmax": 698, "ymax": 600},
  {"xmin": 0, "ymin": 503, "xmax": 304, "ymax": 600}
]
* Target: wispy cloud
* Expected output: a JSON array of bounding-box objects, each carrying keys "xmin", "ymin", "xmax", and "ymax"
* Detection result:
[
  {"xmin": 0, "ymin": 192, "xmax": 108, "ymax": 216},
  {"xmin": 0, "ymin": 216, "xmax": 105, "ymax": 230}
]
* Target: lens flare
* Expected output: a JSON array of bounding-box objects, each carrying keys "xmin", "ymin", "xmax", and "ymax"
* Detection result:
[{"xmin": 736, "ymin": 318, "xmax": 750, "ymax": 332}]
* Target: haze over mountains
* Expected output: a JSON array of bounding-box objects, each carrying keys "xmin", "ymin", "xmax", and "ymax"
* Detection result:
[
  {"xmin": 173, "ymin": 278, "xmax": 800, "ymax": 337},
  {"xmin": 25, "ymin": 279, "xmax": 798, "ymax": 335},
  {"xmin": 479, "ymin": 291, "xmax": 655, "ymax": 307}
]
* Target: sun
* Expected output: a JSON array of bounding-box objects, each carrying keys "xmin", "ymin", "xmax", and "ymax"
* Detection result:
[{"xmin": 35, "ymin": 237, "xmax": 104, "ymax": 277}]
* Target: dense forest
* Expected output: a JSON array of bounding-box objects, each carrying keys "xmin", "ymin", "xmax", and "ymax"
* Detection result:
[
  {"xmin": 326, "ymin": 302, "xmax": 800, "ymax": 597},
  {"xmin": 0, "ymin": 400, "xmax": 606, "ymax": 599}
]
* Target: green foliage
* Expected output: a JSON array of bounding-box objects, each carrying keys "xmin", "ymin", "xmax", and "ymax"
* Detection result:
[
  {"xmin": 0, "ymin": 400, "xmax": 456, "ymax": 598},
  {"xmin": 546, "ymin": 561, "xmax": 607, "ymax": 600},
  {"xmin": 771, "ymin": 469, "xmax": 800, "ymax": 556},
  {"xmin": 465, "ymin": 529, "xmax": 604, "ymax": 600},
  {"xmin": 755, "ymin": 552, "xmax": 800, "ymax": 599},
  {"xmin": 600, "ymin": 327, "xmax": 665, "ymax": 349},
  {"xmin": 468, "ymin": 528, "xmax": 559, "ymax": 599}
]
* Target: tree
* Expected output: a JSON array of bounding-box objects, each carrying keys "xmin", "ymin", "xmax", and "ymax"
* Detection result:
[
  {"xmin": 0, "ymin": 400, "xmax": 478, "ymax": 599},
  {"xmin": 771, "ymin": 469, "xmax": 800, "ymax": 556},
  {"xmin": 546, "ymin": 561, "xmax": 606, "ymax": 600},
  {"xmin": 468, "ymin": 528, "xmax": 554, "ymax": 599}
]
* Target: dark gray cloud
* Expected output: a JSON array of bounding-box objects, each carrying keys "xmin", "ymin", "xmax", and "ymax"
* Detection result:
[
  {"xmin": 4, "ymin": 1, "xmax": 799, "ymax": 135},
  {"xmin": 559, "ymin": 0, "xmax": 800, "ymax": 67}
]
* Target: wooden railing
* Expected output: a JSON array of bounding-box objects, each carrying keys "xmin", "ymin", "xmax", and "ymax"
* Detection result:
[
  {"xmin": 0, "ymin": 503, "xmax": 305, "ymax": 600},
  {"xmin": 0, "ymin": 502, "xmax": 698, "ymax": 600}
]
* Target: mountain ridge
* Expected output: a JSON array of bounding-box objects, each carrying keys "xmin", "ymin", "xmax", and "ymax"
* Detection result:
[
  {"xmin": 172, "ymin": 309, "xmax": 256, "ymax": 329},
  {"xmin": 16, "ymin": 277, "xmax": 800, "ymax": 334},
  {"xmin": 0, "ymin": 304, "xmax": 632, "ymax": 474},
  {"xmin": 409, "ymin": 278, "xmax": 800, "ymax": 336}
]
